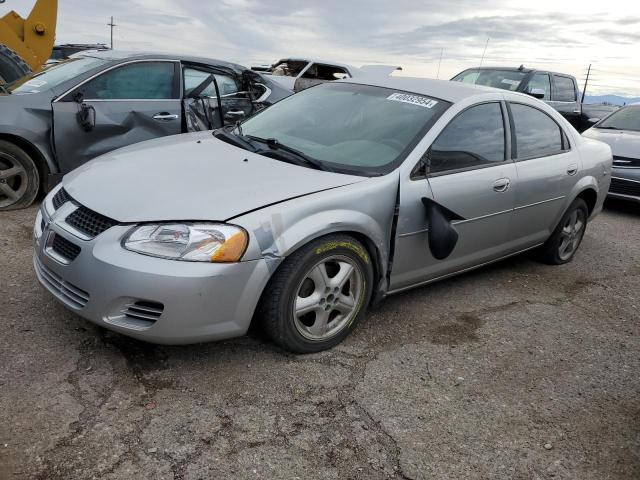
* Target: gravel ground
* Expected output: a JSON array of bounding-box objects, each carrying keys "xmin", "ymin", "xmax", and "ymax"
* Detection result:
[{"xmin": 0, "ymin": 200, "xmax": 638, "ymax": 480}]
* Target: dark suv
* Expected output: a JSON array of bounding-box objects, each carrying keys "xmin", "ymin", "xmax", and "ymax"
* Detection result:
[{"xmin": 452, "ymin": 66, "xmax": 618, "ymax": 132}]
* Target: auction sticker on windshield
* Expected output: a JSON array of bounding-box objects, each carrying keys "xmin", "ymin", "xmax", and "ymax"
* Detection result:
[{"xmin": 387, "ymin": 93, "xmax": 438, "ymax": 108}]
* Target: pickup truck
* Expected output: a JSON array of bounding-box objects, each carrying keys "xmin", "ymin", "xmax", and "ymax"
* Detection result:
[{"xmin": 451, "ymin": 66, "xmax": 618, "ymax": 132}]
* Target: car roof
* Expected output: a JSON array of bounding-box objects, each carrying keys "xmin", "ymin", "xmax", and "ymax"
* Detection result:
[
  {"xmin": 77, "ymin": 50, "xmax": 248, "ymax": 73},
  {"xmin": 343, "ymin": 76, "xmax": 506, "ymax": 103},
  {"xmin": 458, "ymin": 66, "xmax": 574, "ymax": 77}
]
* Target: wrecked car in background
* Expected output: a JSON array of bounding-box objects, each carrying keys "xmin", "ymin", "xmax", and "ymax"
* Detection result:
[
  {"xmin": 0, "ymin": 50, "xmax": 289, "ymax": 210},
  {"xmin": 252, "ymin": 57, "xmax": 401, "ymax": 93},
  {"xmin": 34, "ymin": 78, "xmax": 611, "ymax": 353}
]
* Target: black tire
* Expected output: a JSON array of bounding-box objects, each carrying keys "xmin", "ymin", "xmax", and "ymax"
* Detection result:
[
  {"xmin": 0, "ymin": 44, "xmax": 31, "ymax": 85},
  {"xmin": 258, "ymin": 234, "xmax": 374, "ymax": 353},
  {"xmin": 0, "ymin": 140, "xmax": 40, "ymax": 210},
  {"xmin": 537, "ymin": 198, "xmax": 588, "ymax": 265}
]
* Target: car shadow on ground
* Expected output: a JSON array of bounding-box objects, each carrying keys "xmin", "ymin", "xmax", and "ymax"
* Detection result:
[{"xmin": 604, "ymin": 198, "xmax": 639, "ymax": 216}]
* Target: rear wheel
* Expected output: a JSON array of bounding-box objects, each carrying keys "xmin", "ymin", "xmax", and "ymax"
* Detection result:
[
  {"xmin": 0, "ymin": 140, "xmax": 40, "ymax": 210},
  {"xmin": 538, "ymin": 198, "xmax": 588, "ymax": 265},
  {"xmin": 258, "ymin": 234, "xmax": 374, "ymax": 353},
  {"xmin": 0, "ymin": 44, "xmax": 31, "ymax": 85}
]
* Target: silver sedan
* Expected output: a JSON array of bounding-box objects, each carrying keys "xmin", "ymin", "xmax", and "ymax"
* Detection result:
[
  {"xmin": 582, "ymin": 104, "xmax": 640, "ymax": 203},
  {"xmin": 33, "ymin": 77, "xmax": 613, "ymax": 353}
]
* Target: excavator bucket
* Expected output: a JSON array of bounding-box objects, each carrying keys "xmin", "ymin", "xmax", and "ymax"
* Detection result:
[{"xmin": 0, "ymin": 0, "xmax": 58, "ymax": 84}]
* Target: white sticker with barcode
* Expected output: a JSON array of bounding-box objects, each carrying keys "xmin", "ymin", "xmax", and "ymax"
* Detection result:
[
  {"xmin": 387, "ymin": 93, "xmax": 438, "ymax": 108},
  {"xmin": 500, "ymin": 79, "xmax": 520, "ymax": 86}
]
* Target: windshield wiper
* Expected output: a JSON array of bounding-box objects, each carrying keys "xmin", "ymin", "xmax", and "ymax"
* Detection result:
[
  {"xmin": 596, "ymin": 125, "xmax": 623, "ymax": 130},
  {"xmin": 213, "ymin": 127, "xmax": 258, "ymax": 152},
  {"xmin": 248, "ymin": 136, "xmax": 332, "ymax": 171}
]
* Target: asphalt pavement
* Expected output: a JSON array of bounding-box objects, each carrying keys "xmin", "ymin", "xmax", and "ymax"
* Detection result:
[{"xmin": 1, "ymin": 200, "xmax": 638, "ymax": 479}]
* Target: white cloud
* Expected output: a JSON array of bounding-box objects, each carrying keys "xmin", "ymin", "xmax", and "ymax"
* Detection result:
[{"xmin": 2, "ymin": 0, "xmax": 639, "ymax": 95}]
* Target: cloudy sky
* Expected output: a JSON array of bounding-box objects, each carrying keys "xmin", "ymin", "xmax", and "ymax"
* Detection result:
[{"xmin": 3, "ymin": 0, "xmax": 640, "ymax": 96}]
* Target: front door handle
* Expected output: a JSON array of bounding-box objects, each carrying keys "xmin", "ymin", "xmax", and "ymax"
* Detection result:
[
  {"xmin": 572, "ymin": 109, "xmax": 581, "ymax": 114},
  {"xmin": 153, "ymin": 112, "xmax": 179, "ymax": 121},
  {"xmin": 567, "ymin": 163, "xmax": 578, "ymax": 176},
  {"xmin": 493, "ymin": 178, "xmax": 510, "ymax": 192}
]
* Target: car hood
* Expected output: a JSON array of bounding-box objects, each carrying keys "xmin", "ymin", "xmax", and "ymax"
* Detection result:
[
  {"xmin": 63, "ymin": 131, "xmax": 366, "ymax": 223},
  {"xmin": 582, "ymin": 128, "xmax": 640, "ymax": 159}
]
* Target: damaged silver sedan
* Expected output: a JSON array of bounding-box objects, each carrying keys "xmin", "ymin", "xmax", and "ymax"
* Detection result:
[
  {"xmin": 34, "ymin": 78, "xmax": 612, "ymax": 353},
  {"xmin": 0, "ymin": 50, "xmax": 289, "ymax": 210}
]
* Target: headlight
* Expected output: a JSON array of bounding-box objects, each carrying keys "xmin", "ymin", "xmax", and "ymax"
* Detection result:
[{"xmin": 123, "ymin": 223, "xmax": 248, "ymax": 263}]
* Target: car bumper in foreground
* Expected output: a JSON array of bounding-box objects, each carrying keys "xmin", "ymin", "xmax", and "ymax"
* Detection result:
[
  {"xmin": 608, "ymin": 168, "xmax": 640, "ymax": 203},
  {"xmin": 33, "ymin": 204, "xmax": 272, "ymax": 345}
]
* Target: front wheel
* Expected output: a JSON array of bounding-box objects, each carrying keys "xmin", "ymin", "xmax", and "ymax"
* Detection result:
[
  {"xmin": 0, "ymin": 140, "xmax": 40, "ymax": 210},
  {"xmin": 538, "ymin": 198, "xmax": 588, "ymax": 265},
  {"xmin": 258, "ymin": 234, "xmax": 374, "ymax": 353}
]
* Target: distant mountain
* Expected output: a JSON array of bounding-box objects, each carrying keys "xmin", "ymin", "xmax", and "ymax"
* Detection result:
[{"xmin": 583, "ymin": 94, "xmax": 640, "ymax": 106}]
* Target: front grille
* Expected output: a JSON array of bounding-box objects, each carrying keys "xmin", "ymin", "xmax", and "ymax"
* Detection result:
[
  {"xmin": 124, "ymin": 301, "xmax": 164, "ymax": 322},
  {"xmin": 610, "ymin": 178, "xmax": 640, "ymax": 197},
  {"xmin": 613, "ymin": 155, "xmax": 640, "ymax": 168},
  {"xmin": 52, "ymin": 188, "xmax": 72, "ymax": 210},
  {"xmin": 66, "ymin": 206, "xmax": 117, "ymax": 238},
  {"xmin": 34, "ymin": 256, "xmax": 90, "ymax": 309},
  {"xmin": 51, "ymin": 234, "xmax": 81, "ymax": 261}
]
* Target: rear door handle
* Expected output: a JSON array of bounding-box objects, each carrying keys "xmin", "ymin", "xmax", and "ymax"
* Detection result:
[
  {"xmin": 567, "ymin": 163, "xmax": 578, "ymax": 176},
  {"xmin": 493, "ymin": 178, "xmax": 510, "ymax": 192},
  {"xmin": 153, "ymin": 112, "xmax": 179, "ymax": 121}
]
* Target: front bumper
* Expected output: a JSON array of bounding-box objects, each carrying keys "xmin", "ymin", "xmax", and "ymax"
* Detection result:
[
  {"xmin": 608, "ymin": 167, "xmax": 640, "ymax": 203},
  {"xmin": 33, "ymin": 198, "xmax": 273, "ymax": 345}
]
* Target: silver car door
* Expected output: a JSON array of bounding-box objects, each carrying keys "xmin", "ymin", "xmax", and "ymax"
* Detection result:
[
  {"xmin": 506, "ymin": 101, "xmax": 578, "ymax": 247},
  {"xmin": 390, "ymin": 101, "xmax": 517, "ymax": 291},
  {"xmin": 52, "ymin": 60, "xmax": 182, "ymax": 173}
]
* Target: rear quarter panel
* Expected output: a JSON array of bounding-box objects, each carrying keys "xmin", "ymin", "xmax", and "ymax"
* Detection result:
[{"xmin": 575, "ymin": 136, "xmax": 613, "ymax": 217}]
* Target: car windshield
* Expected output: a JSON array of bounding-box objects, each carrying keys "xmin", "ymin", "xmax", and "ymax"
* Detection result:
[
  {"xmin": 596, "ymin": 106, "xmax": 640, "ymax": 132},
  {"xmin": 452, "ymin": 69, "xmax": 527, "ymax": 91},
  {"xmin": 7, "ymin": 56, "xmax": 109, "ymax": 94},
  {"xmin": 239, "ymin": 82, "xmax": 450, "ymax": 176}
]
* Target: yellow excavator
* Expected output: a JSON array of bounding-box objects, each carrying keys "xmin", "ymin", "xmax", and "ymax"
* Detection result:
[{"xmin": 0, "ymin": 0, "xmax": 58, "ymax": 84}]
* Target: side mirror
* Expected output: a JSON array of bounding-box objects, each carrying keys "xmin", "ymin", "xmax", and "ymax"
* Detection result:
[
  {"xmin": 421, "ymin": 198, "xmax": 464, "ymax": 260},
  {"xmin": 76, "ymin": 103, "xmax": 96, "ymax": 132},
  {"xmin": 527, "ymin": 88, "xmax": 546, "ymax": 99},
  {"xmin": 224, "ymin": 109, "xmax": 246, "ymax": 123}
]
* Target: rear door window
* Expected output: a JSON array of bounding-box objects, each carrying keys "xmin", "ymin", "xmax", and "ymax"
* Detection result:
[
  {"xmin": 528, "ymin": 73, "xmax": 551, "ymax": 100},
  {"xmin": 81, "ymin": 62, "xmax": 177, "ymax": 100},
  {"xmin": 429, "ymin": 102, "xmax": 506, "ymax": 174},
  {"xmin": 552, "ymin": 75, "xmax": 577, "ymax": 102},
  {"xmin": 183, "ymin": 68, "xmax": 238, "ymax": 97},
  {"xmin": 510, "ymin": 103, "xmax": 567, "ymax": 159}
]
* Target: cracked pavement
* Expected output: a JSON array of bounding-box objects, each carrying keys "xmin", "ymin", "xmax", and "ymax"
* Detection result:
[{"xmin": 1, "ymin": 200, "xmax": 638, "ymax": 479}]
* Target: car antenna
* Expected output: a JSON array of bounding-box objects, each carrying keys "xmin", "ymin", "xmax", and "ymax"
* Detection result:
[{"xmin": 518, "ymin": 64, "xmax": 525, "ymax": 71}]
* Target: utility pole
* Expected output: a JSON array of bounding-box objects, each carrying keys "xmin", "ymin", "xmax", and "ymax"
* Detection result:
[
  {"xmin": 107, "ymin": 16, "xmax": 116, "ymax": 49},
  {"xmin": 436, "ymin": 48, "xmax": 443, "ymax": 79},
  {"xmin": 581, "ymin": 63, "xmax": 591, "ymax": 104},
  {"xmin": 479, "ymin": 37, "xmax": 490, "ymax": 67}
]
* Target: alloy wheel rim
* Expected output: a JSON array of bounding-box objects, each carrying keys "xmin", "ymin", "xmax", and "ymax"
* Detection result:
[
  {"xmin": 0, "ymin": 152, "xmax": 28, "ymax": 208},
  {"xmin": 292, "ymin": 254, "xmax": 364, "ymax": 341},
  {"xmin": 558, "ymin": 208, "xmax": 585, "ymax": 261}
]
